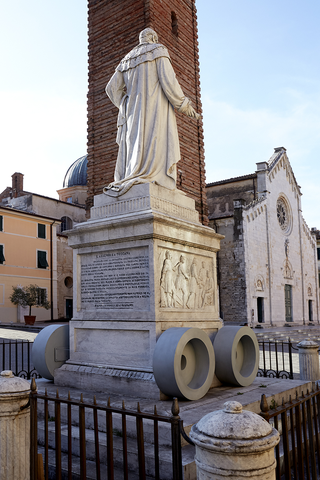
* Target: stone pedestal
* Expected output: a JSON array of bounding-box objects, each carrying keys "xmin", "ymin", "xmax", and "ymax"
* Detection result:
[
  {"xmin": 190, "ymin": 401, "xmax": 280, "ymax": 480},
  {"xmin": 55, "ymin": 184, "xmax": 223, "ymax": 398},
  {"xmin": 0, "ymin": 371, "xmax": 31, "ymax": 480},
  {"xmin": 298, "ymin": 340, "xmax": 320, "ymax": 381}
]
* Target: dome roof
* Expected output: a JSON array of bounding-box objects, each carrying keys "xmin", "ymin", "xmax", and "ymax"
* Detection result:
[{"xmin": 63, "ymin": 155, "xmax": 87, "ymax": 188}]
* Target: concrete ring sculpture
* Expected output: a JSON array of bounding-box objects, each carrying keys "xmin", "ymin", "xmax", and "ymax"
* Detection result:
[
  {"xmin": 153, "ymin": 327, "xmax": 215, "ymax": 400},
  {"xmin": 32, "ymin": 324, "xmax": 69, "ymax": 380},
  {"xmin": 213, "ymin": 326, "xmax": 259, "ymax": 387}
]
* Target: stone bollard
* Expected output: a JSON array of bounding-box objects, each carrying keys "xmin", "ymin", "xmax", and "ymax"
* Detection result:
[
  {"xmin": 297, "ymin": 339, "xmax": 320, "ymax": 381},
  {"xmin": 0, "ymin": 370, "xmax": 31, "ymax": 480},
  {"xmin": 190, "ymin": 401, "xmax": 280, "ymax": 480}
]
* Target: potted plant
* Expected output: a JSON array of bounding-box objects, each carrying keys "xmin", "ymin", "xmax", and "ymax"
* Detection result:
[{"xmin": 10, "ymin": 284, "xmax": 50, "ymax": 325}]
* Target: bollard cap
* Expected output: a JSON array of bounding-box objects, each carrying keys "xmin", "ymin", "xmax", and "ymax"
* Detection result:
[
  {"xmin": 0, "ymin": 370, "xmax": 30, "ymax": 395},
  {"xmin": 297, "ymin": 339, "xmax": 319, "ymax": 349},
  {"xmin": 194, "ymin": 401, "xmax": 272, "ymax": 440}
]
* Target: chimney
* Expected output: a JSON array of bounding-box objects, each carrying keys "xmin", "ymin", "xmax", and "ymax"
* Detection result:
[{"xmin": 12, "ymin": 173, "xmax": 24, "ymax": 198}]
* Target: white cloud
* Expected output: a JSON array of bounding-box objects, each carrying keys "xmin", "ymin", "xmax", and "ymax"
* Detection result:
[
  {"xmin": 202, "ymin": 93, "xmax": 320, "ymax": 227},
  {"xmin": 0, "ymin": 90, "xmax": 87, "ymax": 198}
]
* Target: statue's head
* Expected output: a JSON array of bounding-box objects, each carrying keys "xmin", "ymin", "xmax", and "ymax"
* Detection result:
[{"xmin": 139, "ymin": 28, "xmax": 158, "ymax": 44}]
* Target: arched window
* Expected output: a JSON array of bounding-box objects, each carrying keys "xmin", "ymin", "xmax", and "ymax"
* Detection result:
[
  {"xmin": 171, "ymin": 11, "xmax": 178, "ymax": 36},
  {"xmin": 60, "ymin": 216, "xmax": 73, "ymax": 233}
]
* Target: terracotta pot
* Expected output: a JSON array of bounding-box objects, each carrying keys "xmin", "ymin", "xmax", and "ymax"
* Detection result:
[{"xmin": 24, "ymin": 315, "xmax": 36, "ymax": 325}]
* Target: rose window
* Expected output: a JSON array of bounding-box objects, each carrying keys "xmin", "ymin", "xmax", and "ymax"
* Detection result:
[{"xmin": 277, "ymin": 198, "xmax": 289, "ymax": 231}]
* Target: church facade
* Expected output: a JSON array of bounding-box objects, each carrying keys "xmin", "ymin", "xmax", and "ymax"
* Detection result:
[{"xmin": 207, "ymin": 147, "xmax": 319, "ymax": 326}]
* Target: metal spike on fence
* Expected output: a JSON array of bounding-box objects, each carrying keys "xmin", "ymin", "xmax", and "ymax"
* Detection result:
[
  {"xmin": 172, "ymin": 397, "xmax": 179, "ymax": 416},
  {"xmin": 296, "ymin": 391, "xmax": 298, "ymax": 399},
  {"xmin": 80, "ymin": 393, "xmax": 83, "ymax": 403},
  {"xmin": 289, "ymin": 395, "xmax": 292, "ymax": 404},
  {"xmin": 68, "ymin": 391, "xmax": 71, "ymax": 400},
  {"xmin": 282, "ymin": 397, "xmax": 285, "ymax": 406},
  {"xmin": 260, "ymin": 394, "xmax": 269, "ymax": 413},
  {"xmin": 307, "ymin": 389, "xmax": 309, "ymax": 395},
  {"xmin": 154, "ymin": 405, "xmax": 158, "ymax": 415},
  {"xmin": 56, "ymin": 389, "xmax": 59, "ymax": 399},
  {"xmin": 31, "ymin": 377, "xmax": 37, "ymax": 392},
  {"xmin": 45, "ymin": 388, "xmax": 47, "ymax": 396},
  {"xmin": 301, "ymin": 391, "xmax": 305, "ymax": 398},
  {"xmin": 107, "ymin": 397, "xmax": 111, "ymax": 407},
  {"xmin": 137, "ymin": 402, "xmax": 141, "ymax": 413},
  {"xmin": 122, "ymin": 400, "xmax": 125, "ymax": 410},
  {"xmin": 94, "ymin": 395, "xmax": 97, "ymax": 405}
]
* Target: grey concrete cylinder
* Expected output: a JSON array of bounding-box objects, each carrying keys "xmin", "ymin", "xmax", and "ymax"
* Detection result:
[
  {"xmin": 0, "ymin": 371, "xmax": 31, "ymax": 480},
  {"xmin": 213, "ymin": 326, "xmax": 259, "ymax": 386},
  {"xmin": 297, "ymin": 339, "xmax": 320, "ymax": 381},
  {"xmin": 32, "ymin": 324, "xmax": 69, "ymax": 380},
  {"xmin": 190, "ymin": 401, "xmax": 280, "ymax": 480},
  {"xmin": 153, "ymin": 327, "xmax": 215, "ymax": 400}
]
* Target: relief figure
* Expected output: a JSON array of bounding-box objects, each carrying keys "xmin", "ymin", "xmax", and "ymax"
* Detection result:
[
  {"xmin": 202, "ymin": 270, "xmax": 214, "ymax": 307},
  {"xmin": 174, "ymin": 255, "xmax": 189, "ymax": 308},
  {"xmin": 160, "ymin": 251, "xmax": 175, "ymax": 308},
  {"xmin": 186, "ymin": 258, "xmax": 199, "ymax": 309}
]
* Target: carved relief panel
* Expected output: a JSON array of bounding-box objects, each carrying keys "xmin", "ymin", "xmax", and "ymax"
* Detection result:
[{"xmin": 158, "ymin": 249, "xmax": 215, "ymax": 310}]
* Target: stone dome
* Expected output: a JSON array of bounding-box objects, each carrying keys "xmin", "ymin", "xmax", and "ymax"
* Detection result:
[{"xmin": 63, "ymin": 155, "xmax": 87, "ymax": 188}]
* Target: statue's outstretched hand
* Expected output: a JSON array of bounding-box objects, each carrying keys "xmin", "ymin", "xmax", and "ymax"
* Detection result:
[{"xmin": 178, "ymin": 97, "xmax": 201, "ymax": 120}]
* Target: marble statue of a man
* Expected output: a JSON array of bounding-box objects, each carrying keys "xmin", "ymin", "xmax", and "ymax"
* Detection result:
[{"xmin": 104, "ymin": 28, "xmax": 200, "ymax": 197}]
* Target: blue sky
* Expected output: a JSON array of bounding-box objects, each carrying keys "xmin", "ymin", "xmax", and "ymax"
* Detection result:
[{"xmin": 0, "ymin": 1, "xmax": 319, "ymax": 227}]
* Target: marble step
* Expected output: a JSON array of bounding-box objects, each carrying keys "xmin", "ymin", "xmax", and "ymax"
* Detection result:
[
  {"xmin": 37, "ymin": 420, "xmax": 195, "ymax": 480},
  {"xmin": 38, "ymin": 445, "xmax": 150, "ymax": 480},
  {"xmin": 36, "ymin": 396, "xmax": 175, "ymax": 448}
]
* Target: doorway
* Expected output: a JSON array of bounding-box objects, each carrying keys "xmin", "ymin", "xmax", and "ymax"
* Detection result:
[
  {"xmin": 308, "ymin": 300, "xmax": 313, "ymax": 322},
  {"xmin": 66, "ymin": 299, "xmax": 73, "ymax": 319},
  {"xmin": 257, "ymin": 297, "xmax": 264, "ymax": 323},
  {"xmin": 285, "ymin": 284, "xmax": 293, "ymax": 322}
]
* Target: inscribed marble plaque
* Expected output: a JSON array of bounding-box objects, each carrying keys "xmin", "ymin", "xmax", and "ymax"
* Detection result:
[{"xmin": 81, "ymin": 247, "xmax": 150, "ymax": 310}]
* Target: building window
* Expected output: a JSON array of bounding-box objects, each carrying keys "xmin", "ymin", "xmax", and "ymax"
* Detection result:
[
  {"xmin": 317, "ymin": 247, "xmax": 320, "ymax": 261},
  {"xmin": 37, "ymin": 288, "xmax": 47, "ymax": 306},
  {"xmin": 0, "ymin": 245, "xmax": 5, "ymax": 264},
  {"xmin": 67, "ymin": 197, "xmax": 72, "ymax": 203},
  {"xmin": 61, "ymin": 216, "xmax": 73, "ymax": 233},
  {"xmin": 171, "ymin": 11, "xmax": 178, "ymax": 36},
  {"xmin": 0, "ymin": 216, "xmax": 3, "ymax": 232},
  {"xmin": 38, "ymin": 223, "xmax": 46, "ymax": 239},
  {"xmin": 37, "ymin": 250, "xmax": 48, "ymax": 269},
  {"xmin": 64, "ymin": 276, "xmax": 73, "ymax": 288}
]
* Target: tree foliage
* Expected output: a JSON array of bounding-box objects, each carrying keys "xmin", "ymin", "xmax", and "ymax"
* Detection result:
[{"xmin": 10, "ymin": 285, "xmax": 50, "ymax": 316}]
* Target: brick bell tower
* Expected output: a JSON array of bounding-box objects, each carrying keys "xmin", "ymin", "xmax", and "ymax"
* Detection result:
[{"xmin": 86, "ymin": 0, "xmax": 208, "ymax": 225}]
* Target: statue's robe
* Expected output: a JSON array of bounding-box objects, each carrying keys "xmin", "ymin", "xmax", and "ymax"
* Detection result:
[{"xmin": 106, "ymin": 42, "xmax": 189, "ymax": 196}]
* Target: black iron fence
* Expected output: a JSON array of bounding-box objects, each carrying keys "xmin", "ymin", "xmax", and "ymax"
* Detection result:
[
  {"xmin": 30, "ymin": 379, "xmax": 186, "ymax": 480},
  {"xmin": 260, "ymin": 385, "xmax": 320, "ymax": 479},
  {"xmin": 258, "ymin": 339, "xmax": 295, "ymax": 379},
  {"xmin": 0, "ymin": 339, "xmax": 40, "ymax": 379}
]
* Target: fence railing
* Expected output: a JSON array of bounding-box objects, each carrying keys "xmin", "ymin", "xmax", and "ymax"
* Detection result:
[
  {"xmin": 30, "ymin": 379, "xmax": 186, "ymax": 480},
  {"xmin": 260, "ymin": 385, "xmax": 320, "ymax": 479},
  {"xmin": 258, "ymin": 339, "xmax": 295, "ymax": 379},
  {"xmin": 0, "ymin": 339, "xmax": 40, "ymax": 379}
]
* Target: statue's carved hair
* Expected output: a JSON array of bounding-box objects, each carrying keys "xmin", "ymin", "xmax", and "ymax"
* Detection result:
[{"xmin": 139, "ymin": 28, "xmax": 158, "ymax": 44}]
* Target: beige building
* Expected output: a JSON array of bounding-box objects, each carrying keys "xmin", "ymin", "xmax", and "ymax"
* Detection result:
[
  {"xmin": 207, "ymin": 147, "xmax": 319, "ymax": 326},
  {"xmin": 0, "ymin": 159, "xmax": 87, "ymax": 321},
  {"xmin": 0, "ymin": 206, "xmax": 60, "ymax": 322}
]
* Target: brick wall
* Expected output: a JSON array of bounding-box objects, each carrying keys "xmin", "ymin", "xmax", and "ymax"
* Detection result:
[{"xmin": 87, "ymin": 0, "xmax": 208, "ymax": 224}]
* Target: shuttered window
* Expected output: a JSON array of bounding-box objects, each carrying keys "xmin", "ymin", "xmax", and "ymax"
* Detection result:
[
  {"xmin": 0, "ymin": 245, "xmax": 5, "ymax": 264},
  {"xmin": 38, "ymin": 223, "xmax": 46, "ymax": 239},
  {"xmin": 0, "ymin": 216, "xmax": 3, "ymax": 232},
  {"xmin": 37, "ymin": 250, "xmax": 48, "ymax": 269}
]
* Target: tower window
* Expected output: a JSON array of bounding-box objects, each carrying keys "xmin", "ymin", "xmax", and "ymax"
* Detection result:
[{"xmin": 171, "ymin": 11, "xmax": 178, "ymax": 36}]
